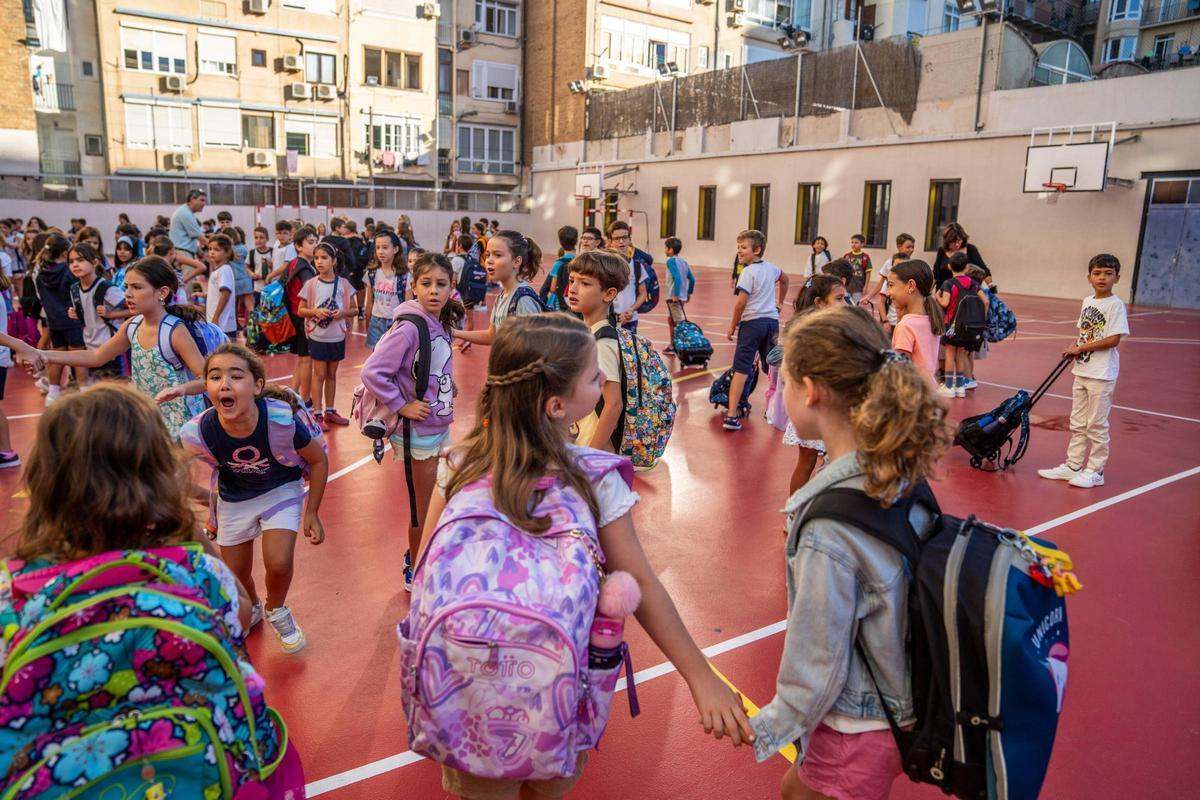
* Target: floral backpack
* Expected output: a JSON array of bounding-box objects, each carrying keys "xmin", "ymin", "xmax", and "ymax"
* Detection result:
[
  {"xmin": 595, "ymin": 324, "xmax": 676, "ymax": 469},
  {"xmin": 397, "ymin": 449, "xmax": 640, "ymax": 781},
  {"xmin": 0, "ymin": 546, "xmax": 291, "ymax": 799}
]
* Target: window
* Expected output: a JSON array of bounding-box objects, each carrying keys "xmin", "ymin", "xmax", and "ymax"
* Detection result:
[
  {"xmin": 81, "ymin": 60, "xmax": 94, "ymax": 77},
  {"xmin": 660, "ymin": 187, "xmax": 677, "ymax": 238},
  {"xmin": 475, "ymin": 0, "xmax": 518, "ymax": 37},
  {"xmin": 749, "ymin": 184, "xmax": 770, "ymax": 234},
  {"xmin": 698, "ymin": 46, "xmax": 709, "ymax": 70},
  {"xmin": 84, "ymin": 134, "xmax": 104, "ymax": 156},
  {"xmin": 366, "ymin": 116, "xmax": 422, "ymax": 158},
  {"xmin": 124, "ymin": 101, "xmax": 192, "ymax": 151},
  {"xmin": 200, "ymin": 105, "xmax": 240, "ymax": 148},
  {"xmin": 1152, "ymin": 34, "xmax": 1174, "ymax": 63},
  {"xmin": 942, "ymin": 2, "xmax": 961, "ymax": 33},
  {"xmin": 794, "ymin": 183, "xmax": 820, "ymax": 245},
  {"xmin": 600, "ymin": 17, "xmax": 689, "ymax": 74},
  {"xmin": 1033, "ymin": 41, "xmax": 1094, "ymax": 85},
  {"xmin": 925, "ymin": 180, "xmax": 961, "ymax": 251},
  {"xmin": 283, "ymin": 0, "xmax": 337, "ymax": 12},
  {"xmin": 862, "ymin": 181, "xmax": 891, "ymax": 248},
  {"xmin": 471, "ymin": 61, "xmax": 519, "ymax": 101},
  {"xmin": 1102, "ymin": 36, "xmax": 1137, "ymax": 63},
  {"xmin": 306, "ymin": 51, "xmax": 336, "ymax": 84},
  {"xmin": 284, "ymin": 116, "xmax": 337, "ymax": 158},
  {"xmin": 198, "ymin": 31, "xmax": 237, "ymax": 75},
  {"xmin": 698, "ymin": 185, "xmax": 716, "ymax": 240},
  {"xmin": 364, "ymin": 48, "xmax": 421, "ymax": 89},
  {"xmin": 120, "ymin": 25, "xmax": 186, "ymax": 74},
  {"xmin": 251, "ymin": 49, "xmax": 267, "ymax": 67},
  {"xmin": 1108, "ymin": 0, "xmax": 1141, "ymax": 21},
  {"xmin": 242, "ymin": 113, "xmax": 275, "ymax": 149},
  {"xmin": 457, "ymin": 124, "xmax": 516, "ymax": 174},
  {"xmin": 1150, "ymin": 178, "xmax": 1200, "ymax": 205},
  {"xmin": 746, "ymin": 0, "xmax": 793, "ymax": 26},
  {"xmin": 438, "ymin": 48, "xmax": 453, "ymax": 115},
  {"xmin": 720, "ymin": 50, "xmax": 733, "ymax": 69}
]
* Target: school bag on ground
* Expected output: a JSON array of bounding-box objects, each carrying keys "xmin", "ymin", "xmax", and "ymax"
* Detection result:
[
  {"xmin": 350, "ymin": 314, "xmax": 431, "ymax": 527},
  {"xmin": 256, "ymin": 281, "xmax": 295, "ymax": 345},
  {"xmin": 457, "ymin": 253, "xmax": 488, "ymax": 305},
  {"xmin": 0, "ymin": 545, "xmax": 300, "ymax": 799},
  {"xmin": 595, "ymin": 322, "xmax": 676, "ymax": 469},
  {"xmin": 985, "ymin": 288, "xmax": 1017, "ymax": 343},
  {"xmin": 956, "ymin": 356, "xmax": 1071, "ymax": 471},
  {"xmin": 709, "ymin": 366, "xmax": 759, "ymax": 418},
  {"xmin": 796, "ymin": 482, "xmax": 1080, "ymax": 800},
  {"xmin": 397, "ymin": 450, "xmax": 641, "ymax": 781},
  {"xmin": 945, "ymin": 277, "xmax": 987, "ymax": 351},
  {"xmin": 668, "ymin": 301, "xmax": 712, "ymax": 367}
]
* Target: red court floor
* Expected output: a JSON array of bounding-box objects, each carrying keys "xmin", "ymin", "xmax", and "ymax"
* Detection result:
[{"xmin": 1, "ymin": 266, "xmax": 1198, "ymax": 799}]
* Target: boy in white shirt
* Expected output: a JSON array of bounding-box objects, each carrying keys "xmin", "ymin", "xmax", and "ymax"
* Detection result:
[
  {"xmin": 204, "ymin": 235, "xmax": 238, "ymax": 337},
  {"xmin": 1038, "ymin": 254, "xmax": 1129, "ymax": 488},
  {"xmin": 724, "ymin": 229, "xmax": 789, "ymax": 432},
  {"xmin": 566, "ymin": 250, "xmax": 630, "ymax": 453}
]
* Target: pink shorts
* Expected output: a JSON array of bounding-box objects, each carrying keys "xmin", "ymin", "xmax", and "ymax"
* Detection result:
[{"xmin": 796, "ymin": 723, "xmax": 903, "ymax": 800}]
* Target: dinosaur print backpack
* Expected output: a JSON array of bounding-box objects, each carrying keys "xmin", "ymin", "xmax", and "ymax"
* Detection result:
[
  {"xmin": 0, "ymin": 546, "xmax": 293, "ymax": 799},
  {"xmin": 397, "ymin": 449, "xmax": 641, "ymax": 781}
]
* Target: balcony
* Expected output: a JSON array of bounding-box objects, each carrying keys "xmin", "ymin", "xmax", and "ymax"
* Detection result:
[
  {"xmin": 1004, "ymin": 0, "xmax": 1083, "ymax": 37},
  {"xmin": 33, "ymin": 82, "xmax": 75, "ymax": 113},
  {"xmin": 39, "ymin": 156, "xmax": 81, "ymax": 176},
  {"xmin": 456, "ymin": 157, "xmax": 516, "ymax": 175},
  {"xmin": 1142, "ymin": 0, "xmax": 1200, "ymax": 25}
]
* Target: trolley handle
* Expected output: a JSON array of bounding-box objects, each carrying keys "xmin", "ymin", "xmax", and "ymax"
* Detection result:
[{"xmin": 1029, "ymin": 356, "xmax": 1073, "ymax": 409}]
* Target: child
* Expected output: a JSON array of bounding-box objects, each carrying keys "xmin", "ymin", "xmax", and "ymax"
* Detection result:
[
  {"xmin": 364, "ymin": 229, "xmax": 409, "ymax": 350},
  {"xmin": 299, "ymin": 241, "xmax": 358, "ymax": 428},
  {"xmin": 887, "ymin": 259, "xmax": 944, "ymax": 383},
  {"xmin": 33, "ymin": 234, "xmax": 83, "ymax": 407},
  {"xmin": 935, "ymin": 251, "xmax": 989, "ymax": 398},
  {"xmin": 566, "ymin": 250, "xmax": 629, "ymax": 452},
  {"xmin": 452, "ymin": 232, "xmax": 481, "ymax": 340},
  {"xmin": 608, "ymin": 221, "xmax": 651, "ymax": 332},
  {"xmin": 149, "ymin": 235, "xmax": 192, "ymax": 305},
  {"xmin": 843, "ymin": 233, "xmax": 873, "ymax": 303},
  {"xmin": 578, "ymin": 226, "xmax": 603, "ymax": 253},
  {"xmin": 0, "ymin": 295, "xmax": 44, "ymax": 467},
  {"xmin": 724, "ymin": 229, "xmax": 788, "ymax": 432},
  {"xmin": 204, "ymin": 234, "xmax": 239, "ymax": 338},
  {"xmin": 66, "ymin": 242, "xmax": 129, "ymax": 380},
  {"xmin": 248, "ymin": 224, "xmax": 274, "ymax": 297},
  {"xmin": 865, "ymin": 233, "xmax": 915, "ymax": 326},
  {"xmin": 821, "ymin": 258, "xmax": 854, "ymax": 299},
  {"xmin": 807, "ymin": 235, "xmax": 832, "ymax": 277},
  {"xmin": 41, "ymin": 257, "xmax": 207, "ymax": 439},
  {"xmin": 544, "ymin": 225, "xmax": 578, "ymax": 311},
  {"xmin": 453, "ymin": 230, "xmax": 544, "ymax": 347},
  {"xmin": 415, "ymin": 314, "xmax": 753, "ymax": 798},
  {"xmin": 284, "ymin": 227, "xmax": 319, "ymax": 404},
  {"xmin": 180, "ymin": 344, "xmax": 327, "ymax": 653},
  {"xmin": 267, "ymin": 220, "xmax": 296, "ymax": 281},
  {"xmin": 360, "ymin": 252, "xmax": 463, "ymax": 591},
  {"xmin": 1038, "ymin": 254, "xmax": 1128, "ymax": 489},
  {"xmin": 75, "ymin": 226, "xmax": 109, "ymax": 273},
  {"xmin": 229, "ymin": 226, "xmax": 254, "ymax": 332},
  {"xmin": 753, "ymin": 305, "xmax": 951, "ymax": 800},
  {"xmin": 663, "ymin": 236, "xmax": 695, "ymax": 354}
]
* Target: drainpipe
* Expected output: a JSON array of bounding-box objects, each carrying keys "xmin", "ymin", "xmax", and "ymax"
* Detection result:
[
  {"xmin": 973, "ymin": 14, "xmax": 989, "ymax": 132},
  {"xmin": 712, "ymin": 3, "xmax": 720, "ymax": 72}
]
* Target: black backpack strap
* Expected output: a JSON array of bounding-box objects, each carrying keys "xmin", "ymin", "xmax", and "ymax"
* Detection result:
[
  {"xmin": 796, "ymin": 483, "xmax": 940, "ymax": 566},
  {"xmin": 594, "ymin": 322, "xmax": 627, "ymax": 452},
  {"xmin": 69, "ymin": 281, "xmax": 85, "ymax": 322},
  {"xmin": 393, "ymin": 314, "xmax": 432, "ymax": 529},
  {"xmin": 507, "ymin": 285, "xmax": 544, "ymax": 316}
]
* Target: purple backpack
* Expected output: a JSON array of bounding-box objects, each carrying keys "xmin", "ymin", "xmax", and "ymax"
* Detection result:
[{"xmin": 397, "ymin": 449, "xmax": 639, "ymax": 781}]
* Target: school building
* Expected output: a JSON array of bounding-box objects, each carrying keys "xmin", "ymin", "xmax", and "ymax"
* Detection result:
[{"xmin": 527, "ymin": 22, "xmax": 1200, "ymax": 306}]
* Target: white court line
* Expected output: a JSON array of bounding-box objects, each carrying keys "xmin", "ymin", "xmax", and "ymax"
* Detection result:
[
  {"xmin": 977, "ymin": 380, "xmax": 1200, "ymax": 424},
  {"xmin": 304, "ymin": 465, "xmax": 1200, "ymax": 796}
]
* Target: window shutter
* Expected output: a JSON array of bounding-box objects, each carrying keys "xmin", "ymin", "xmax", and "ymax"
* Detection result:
[
  {"xmin": 198, "ymin": 32, "xmax": 236, "ymax": 66},
  {"xmin": 494, "ymin": 63, "xmax": 517, "ymax": 100},
  {"xmin": 471, "ymin": 61, "xmax": 485, "ymax": 99},
  {"xmin": 313, "ymin": 121, "xmax": 337, "ymax": 158},
  {"xmin": 201, "ymin": 106, "xmax": 240, "ymax": 147},
  {"xmin": 125, "ymin": 102, "xmax": 152, "ymax": 148},
  {"xmin": 159, "ymin": 31, "xmax": 187, "ymax": 65}
]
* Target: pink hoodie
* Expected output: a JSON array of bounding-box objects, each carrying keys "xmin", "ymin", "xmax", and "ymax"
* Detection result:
[{"xmin": 359, "ymin": 300, "xmax": 455, "ymax": 437}]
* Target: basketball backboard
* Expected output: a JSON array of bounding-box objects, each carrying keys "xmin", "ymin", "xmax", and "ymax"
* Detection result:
[
  {"xmin": 574, "ymin": 171, "xmax": 602, "ymax": 199},
  {"xmin": 1023, "ymin": 123, "xmax": 1115, "ymax": 193}
]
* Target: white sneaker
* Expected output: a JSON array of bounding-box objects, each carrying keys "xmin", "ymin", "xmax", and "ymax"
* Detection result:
[
  {"xmin": 43, "ymin": 392, "xmax": 60, "ymax": 408},
  {"xmin": 266, "ymin": 605, "xmax": 306, "ymax": 653},
  {"xmin": 936, "ymin": 384, "xmax": 956, "ymax": 398},
  {"xmin": 955, "ymin": 385, "xmax": 967, "ymax": 398},
  {"xmin": 35, "ymin": 377, "xmax": 49, "ymax": 395},
  {"xmin": 1038, "ymin": 463, "xmax": 1081, "ymax": 482},
  {"xmin": 1069, "ymin": 469, "xmax": 1105, "ymax": 488},
  {"xmin": 248, "ymin": 600, "xmax": 264, "ymax": 631}
]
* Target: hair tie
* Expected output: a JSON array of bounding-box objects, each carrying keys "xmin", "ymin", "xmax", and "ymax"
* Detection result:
[
  {"xmin": 878, "ymin": 348, "xmax": 906, "ymax": 367},
  {"xmin": 485, "ymin": 357, "xmax": 546, "ymax": 387}
]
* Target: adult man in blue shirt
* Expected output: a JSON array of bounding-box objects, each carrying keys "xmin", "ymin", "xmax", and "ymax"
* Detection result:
[{"xmin": 170, "ymin": 189, "xmax": 209, "ymax": 257}]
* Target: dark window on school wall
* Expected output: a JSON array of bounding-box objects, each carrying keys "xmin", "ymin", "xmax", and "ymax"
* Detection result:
[
  {"xmin": 925, "ymin": 180, "xmax": 960, "ymax": 251},
  {"xmin": 698, "ymin": 185, "xmax": 716, "ymax": 240},
  {"xmin": 749, "ymin": 184, "xmax": 770, "ymax": 235},
  {"xmin": 862, "ymin": 181, "xmax": 891, "ymax": 248},
  {"xmin": 795, "ymin": 183, "xmax": 820, "ymax": 244},
  {"xmin": 660, "ymin": 187, "xmax": 677, "ymax": 238},
  {"xmin": 251, "ymin": 49, "xmax": 267, "ymax": 68},
  {"xmin": 603, "ymin": 191, "xmax": 619, "ymax": 233}
]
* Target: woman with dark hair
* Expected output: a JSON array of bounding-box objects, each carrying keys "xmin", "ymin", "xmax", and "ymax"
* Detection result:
[{"xmin": 932, "ymin": 222, "xmax": 989, "ymax": 286}]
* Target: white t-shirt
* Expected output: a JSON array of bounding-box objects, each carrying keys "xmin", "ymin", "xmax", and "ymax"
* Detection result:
[
  {"xmin": 735, "ymin": 260, "xmax": 783, "ymax": 322},
  {"xmin": 878, "ymin": 258, "xmax": 895, "ymax": 296},
  {"xmin": 449, "ymin": 254, "xmax": 465, "ymax": 286},
  {"xmin": 206, "ymin": 264, "xmax": 237, "ymax": 334},
  {"xmin": 613, "ymin": 259, "xmax": 650, "ymax": 321},
  {"xmin": 302, "ymin": 275, "xmax": 355, "ymax": 343},
  {"xmin": 1072, "ymin": 294, "xmax": 1129, "ymax": 381},
  {"xmin": 249, "ymin": 247, "xmax": 273, "ymax": 289},
  {"xmin": 369, "ymin": 269, "xmax": 406, "ymax": 320},
  {"xmin": 272, "ymin": 242, "xmax": 296, "ymax": 274},
  {"xmin": 79, "ymin": 281, "xmax": 126, "ymax": 350},
  {"xmin": 576, "ymin": 320, "xmax": 623, "ymax": 450},
  {"xmin": 807, "ymin": 250, "xmax": 832, "ymax": 278},
  {"xmin": 0, "ymin": 251, "xmax": 12, "ymax": 279}
]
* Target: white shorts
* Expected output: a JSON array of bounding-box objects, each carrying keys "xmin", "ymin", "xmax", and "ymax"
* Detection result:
[{"xmin": 215, "ymin": 480, "xmax": 305, "ymax": 547}]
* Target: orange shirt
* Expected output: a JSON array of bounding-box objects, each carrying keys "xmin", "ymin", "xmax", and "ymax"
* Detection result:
[{"xmin": 893, "ymin": 313, "xmax": 939, "ymax": 384}]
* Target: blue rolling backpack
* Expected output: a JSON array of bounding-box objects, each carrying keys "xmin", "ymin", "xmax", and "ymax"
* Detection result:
[
  {"xmin": 798, "ymin": 482, "xmax": 1080, "ymax": 800},
  {"xmin": 668, "ymin": 301, "xmax": 712, "ymax": 367}
]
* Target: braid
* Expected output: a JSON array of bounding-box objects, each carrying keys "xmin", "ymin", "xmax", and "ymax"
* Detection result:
[{"xmin": 485, "ymin": 358, "xmax": 546, "ymax": 387}]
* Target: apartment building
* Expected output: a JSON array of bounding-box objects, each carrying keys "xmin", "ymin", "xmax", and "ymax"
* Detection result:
[
  {"xmin": 1080, "ymin": 0, "xmax": 1198, "ymax": 65},
  {"xmin": 0, "ymin": 0, "xmax": 40, "ymax": 193}
]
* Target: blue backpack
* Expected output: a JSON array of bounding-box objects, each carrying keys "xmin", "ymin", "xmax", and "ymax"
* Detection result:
[
  {"xmin": 798, "ymin": 483, "xmax": 1079, "ymax": 800},
  {"xmin": 457, "ymin": 254, "xmax": 488, "ymax": 305},
  {"xmin": 128, "ymin": 313, "xmax": 229, "ymax": 415},
  {"xmin": 985, "ymin": 288, "xmax": 1017, "ymax": 343},
  {"xmin": 631, "ymin": 251, "xmax": 660, "ymax": 314},
  {"xmin": 506, "ymin": 285, "xmax": 548, "ymax": 316}
]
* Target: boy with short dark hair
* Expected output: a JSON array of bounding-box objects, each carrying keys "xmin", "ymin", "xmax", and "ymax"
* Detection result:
[
  {"xmin": 454, "ymin": 232, "xmax": 481, "ymax": 336},
  {"xmin": 217, "ymin": 210, "xmax": 233, "ymax": 229},
  {"xmin": 545, "ymin": 225, "xmax": 578, "ymax": 311},
  {"xmin": 579, "ymin": 226, "xmax": 603, "ymax": 252},
  {"xmin": 1038, "ymin": 254, "xmax": 1128, "ymax": 489},
  {"xmin": 866, "ymin": 232, "xmax": 915, "ymax": 325},
  {"xmin": 268, "ymin": 220, "xmax": 296, "ymax": 281},
  {"xmin": 607, "ymin": 220, "xmax": 652, "ymax": 333},
  {"xmin": 843, "ymin": 233, "xmax": 873, "ymax": 303},
  {"xmin": 821, "ymin": 258, "xmax": 854, "ymax": 300},
  {"xmin": 724, "ymin": 229, "xmax": 788, "ymax": 431},
  {"xmin": 566, "ymin": 250, "xmax": 631, "ymax": 452},
  {"xmin": 936, "ymin": 251, "xmax": 989, "ymax": 398},
  {"xmin": 663, "ymin": 237, "xmax": 694, "ymax": 353}
]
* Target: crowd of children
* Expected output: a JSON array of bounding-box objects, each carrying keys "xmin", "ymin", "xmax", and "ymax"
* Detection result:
[{"xmin": 0, "ymin": 206, "xmax": 1127, "ymax": 800}]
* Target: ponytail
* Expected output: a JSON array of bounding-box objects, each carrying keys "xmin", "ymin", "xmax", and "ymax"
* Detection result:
[
  {"xmin": 493, "ymin": 230, "xmax": 541, "ymax": 282},
  {"xmin": 781, "ymin": 305, "xmax": 950, "ymax": 505},
  {"xmin": 892, "ymin": 259, "xmax": 945, "ymax": 335}
]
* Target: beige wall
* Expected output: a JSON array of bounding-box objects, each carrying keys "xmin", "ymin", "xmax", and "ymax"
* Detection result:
[{"xmin": 453, "ymin": 0, "xmax": 523, "ymax": 186}]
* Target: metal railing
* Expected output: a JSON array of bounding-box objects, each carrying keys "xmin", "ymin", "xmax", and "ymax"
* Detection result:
[
  {"xmin": 32, "ymin": 82, "xmax": 75, "ymax": 112},
  {"xmin": 38, "ymin": 157, "xmax": 80, "ymax": 176},
  {"xmin": 1004, "ymin": 0, "xmax": 1080, "ymax": 33},
  {"xmin": 1143, "ymin": 0, "xmax": 1199, "ymax": 23}
]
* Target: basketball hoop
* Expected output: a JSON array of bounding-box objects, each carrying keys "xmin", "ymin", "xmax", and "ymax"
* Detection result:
[{"xmin": 1041, "ymin": 181, "xmax": 1068, "ymax": 205}]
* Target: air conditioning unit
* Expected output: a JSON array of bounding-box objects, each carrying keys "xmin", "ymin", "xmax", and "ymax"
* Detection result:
[
  {"xmin": 315, "ymin": 83, "xmax": 336, "ymax": 100},
  {"xmin": 589, "ymin": 63, "xmax": 609, "ymax": 81},
  {"xmin": 504, "ymin": 99, "xmax": 518, "ymax": 114},
  {"xmin": 459, "ymin": 29, "xmax": 476, "ymax": 48},
  {"xmin": 283, "ymin": 54, "xmax": 304, "ymax": 72},
  {"xmin": 421, "ymin": 1, "xmax": 439, "ymax": 18},
  {"xmin": 161, "ymin": 74, "xmax": 185, "ymax": 92},
  {"xmin": 169, "ymin": 152, "xmax": 189, "ymax": 169},
  {"xmin": 250, "ymin": 150, "xmax": 272, "ymax": 166},
  {"xmin": 248, "ymin": 0, "xmax": 269, "ymax": 13},
  {"xmin": 288, "ymin": 82, "xmax": 311, "ymax": 99},
  {"xmin": 730, "ymin": 12, "xmax": 746, "ymax": 27},
  {"xmin": 729, "ymin": 0, "xmax": 746, "ymax": 11}
]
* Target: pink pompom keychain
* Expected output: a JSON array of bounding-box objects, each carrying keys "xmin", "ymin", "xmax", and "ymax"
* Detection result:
[{"xmin": 590, "ymin": 571, "xmax": 641, "ymax": 650}]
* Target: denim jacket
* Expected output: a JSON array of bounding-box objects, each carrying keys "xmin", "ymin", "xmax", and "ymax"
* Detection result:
[{"xmin": 751, "ymin": 451, "xmax": 931, "ymax": 763}]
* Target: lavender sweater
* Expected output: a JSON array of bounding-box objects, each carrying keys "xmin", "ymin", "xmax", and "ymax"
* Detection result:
[{"xmin": 359, "ymin": 300, "xmax": 455, "ymax": 437}]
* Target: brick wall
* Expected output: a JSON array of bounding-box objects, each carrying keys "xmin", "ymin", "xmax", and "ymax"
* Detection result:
[
  {"xmin": 0, "ymin": 0, "xmax": 36, "ymax": 134},
  {"xmin": 523, "ymin": 0, "xmax": 588, "ymax": 161}
]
